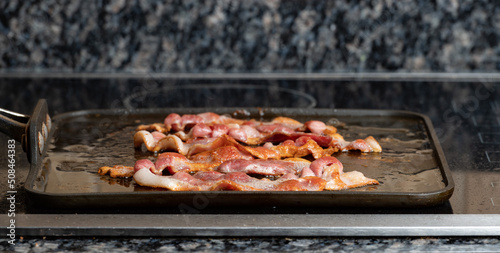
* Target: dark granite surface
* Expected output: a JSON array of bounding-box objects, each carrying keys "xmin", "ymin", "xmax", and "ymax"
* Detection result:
[
  {"xmin": 1, "ymin": 0, "xmax": 499, "ymax": 72},
  {"xmin": 1, "ymin": 237, "xmax": 500, "ymax": 252}
]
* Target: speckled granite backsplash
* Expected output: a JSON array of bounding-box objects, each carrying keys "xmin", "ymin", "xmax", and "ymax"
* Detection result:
[{"xmin": 1, "ymin": 0, "xmax": 499, "ymax": 73}]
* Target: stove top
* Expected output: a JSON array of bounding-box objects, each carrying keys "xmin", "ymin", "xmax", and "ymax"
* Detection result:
[{"xmin": 1, "ymin": 73, "xmax": 499, "ymax": 236}]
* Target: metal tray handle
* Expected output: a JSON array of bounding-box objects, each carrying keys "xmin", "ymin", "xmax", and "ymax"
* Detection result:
[{"xmin": 0, "ymin": 100, "xmax": 51, "ymax": 163}]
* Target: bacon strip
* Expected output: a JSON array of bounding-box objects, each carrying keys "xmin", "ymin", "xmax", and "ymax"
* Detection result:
[
  {"xmin": 265, "ymin": 137, "xmax": 335, "ymax": 159},
  {"xmin": 139, "ymin": 114, "xmax": 335, "ymax": 141},
  {"xmin": 135, "ymin": 113, "xmax": 381, "ymax": 154},
  {"xmin": 163, "ymin": 112, "xmax": 246, "ymax": 132},
  {"xmin": 364, "ymin": 136, "xmax": 383, "ymax": 152},
  {"xmin": 151, "ymin": 146, "xmax": 254, "ymax": 175},
  {"xmin": 136, "ymin": 123, "xmax": 167, "ymax": 133},
  {"xmin": 309, "ymin": 156, "xmax": 342, "ymax": 177},
  {"xmin": 135, "ymin": 132, "xmax": 378, "ymax": 163},
  {"xmin": 318, "ymin": 157, "xmax": 379, "ymax": 190},
  {"xmin": 338, "ymin": 171, "xmax": 379, "ymax": 190},
  {"xmin": 98, "ymin": 165, "xmax": 135, "ymax": 178},
  {"xmin": 263, "ymin": 132, "xmax": 381, "ymax": 153},
  {"xmin": 129, "ymin": 156, "xmax": 378, "ymax": 191},
  {"xmin": 216, "ymin": 158, "xmax": 311, "ymax": 176},
  {"xmin": 134, "ymin": 133, "xmax": 281, "ymax": 159},
  {"xmin": 270, "ymin": 116, "xmax": 304, "ymax": 130},
  {"xmin": 100, "ymin": 157, "xmax": 378, "ymax": 191},
  {"xmin": 134, "ymin": 170, "xmax": 206, "ymax": 191},
  {"xmin": 133, "ymin": 168, "xmax": 376, "ymax": 192},
  {"xmin": 133, "ymin": 169, "xmax": 328, "ymax": 191}
]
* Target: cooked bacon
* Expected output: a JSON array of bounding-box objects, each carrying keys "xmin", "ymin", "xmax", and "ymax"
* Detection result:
[
  {"xmin": 192, "ymin": 170, "xmax": 225, "ymax": 181},
  {"xmin": 136, "ymin": 113, "xmax": 381, "ymax": 154},
  {"xmin": 191, "ymin": 145, "xmax": 254, "ymax": 164},
  {"xmin": 133, "ymin": 159, "xmax": 377, "ymax": 191},
  {"xmin": 208, "ymin": 173, "xmax": 265, "ymax": 191},
  {"xmin": 228, "ymin": 125, "xmax": 262, "ymax": 143},
  {"xmin": 162, "ymin": 112, "xmax": 246, "ymax": 132},
  {"xmin": 311, "ymin": 156, "xmax": 378, "ymax": 190},
  {"xmin": 262, "ymin": 130, "xmax": 381, "ymax": 153},
  {"xmin": 107, "ymin": 112, "xmax": 382, "ymax": 192},
  {"xmin": 280, "ymin": 173, "xmax": 300, "ymax": 180},
  {"xmin": 338, "ymin": 171, "xmax": 379, "ymax": 190},
  {"xmin": 177, "ymin": 123, "xmax": 236, "ymax": 141},
  {"xmin": 266, "ymin": 137, "xmax": 335, "ymax": 159},
  {"xmin": 140, "ymin": 147, "xmax": 301, "ymax": 176},
  {"xmin": 262, "ymin": 132, "xmax": 333, "ymax": 147},
  {"xmin": 134, "ymin": 131, "xmax": 225, "ymax": 154},
  {"xmin": 161, "ymin": 113, "xmax": 218, "ymax": 133},
  {"xmin": 364, "ymin": 136, "xmax": 382, "ymax": 152},
  {"xmin": 329, "ymin": 136, "xmax": 382, "ymax": 152},
  {"xmin": 227, "ymin": 128, "xmax": 246, "ymax": 143},
  {"xmin": 135, "ymin": 131, "xmax": 377, "ymax": 164},
  {"xmin": 134, "ymin": 170, "xmax": 206, "ymax": 191},
  {"xmin": 164, "ymin": 113, "xmax": 181, "ymax": 132},
  {"xmin": 190, "ymin": 123, "xmax": 213, "ymax": 138},
  {"xmin": 256, "ymin": 124, "xmax": 296, "ymax": 135},
  {"xmin": 174, "ymin": 123, "xmax": 262, "ymax": 144},
  {"xmin": 304, "ymin": 120, "xmax": 326, "ymax": 134},
  {"xmin": 274, "ymin": 176, "xmax": 327, "ymax": 191},
  {"xmin": 216, "ymin": 158, "xmax": 311, "ymax": 176},
  {"xmin": 133, "ymin": 169, "xmax": 328, "ymax": 191},
  {"xmin": 192, "ymin": 170, "xmax": 311, "ymax": 191},
  {"xmin": 134, "ymin": 159, "xmax": 155, "ymax": 172},
  {"xmin": 101, "ymin": 155, "xmax": 379, "ymax": 191},
  {"xmin": 134, "ymin": 133, "xmax": 281, "ymax": 159},
  {"xmin": 150, "ymin": 146, "xmax": 254, "ymax": 175},
  {"xmin": 319, "ymin": 157, "xmax": 379, "ymax": 190},
  {"xmin": 300, "ymin": 166, "xmax": 316, "ymax": 177},
  {"xmin": 140, "ymin": 114, "xmax": 333, "ymax": 139},
  {"xmin": 310, "ymin": 156, "xmax": 343, "ymax": 177},
  {"xmin": 136, "ymin": 123, "xmax": 167, "ymax": 133},
  {"xmin": 166, "ymin": 113, "xmax": 201, "ymax": 132},
  {"xmin": 185, "ymin": 135, "xmax": 280, "ymax": 159},
  {"xmin": 270, "ymin": 116, "xmax": 304, "ymax": 130},
  {"xmin": 152, "ymin": 153, "xmax": 213, "ymax": 175},
  {"xmin": 212, "ymin": 124, "xmax": 231, "ymax": 138},
  {"xmin": 133, "ymin": 130, "xmax": 163, "ymax": 151},
  {"xmin": 98, "ymin": 165, "xmax": 135, "ymax": 178},
  {"xmin": 154, "ymin": 134, "xmax": 189, "ymax": 153}
]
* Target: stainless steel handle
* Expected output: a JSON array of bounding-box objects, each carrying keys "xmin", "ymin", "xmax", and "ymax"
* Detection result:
[
  {"xmin": 0, "ymin": 100, "xmax": 51, "ymax": 163},
  {"xmin": 0, "ymin": 107, "xmax": 30, "ymax": 143}
]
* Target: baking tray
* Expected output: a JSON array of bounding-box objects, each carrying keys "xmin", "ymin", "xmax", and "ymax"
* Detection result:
[{"xmin": 23, "ymin": 107, "xmax": 454, "ymax": 209}]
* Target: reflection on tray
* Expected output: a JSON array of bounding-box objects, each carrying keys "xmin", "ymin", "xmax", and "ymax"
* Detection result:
[
  {"xmin": 123, "ymin": 84, "xmax": 317, "ymax": 109},
  {"xmin": 99, "ymin": 176, "xmax": 133, "ymax": 188}
]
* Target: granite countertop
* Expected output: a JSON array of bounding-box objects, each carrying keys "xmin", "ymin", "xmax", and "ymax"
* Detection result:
[
  {"xmin": 1, "ymin": 0, "xmax": 499, "ymax": 73},
  {"xmin": 1, "ymin": 0, "xmax": 500, "ymax": 251},
  {"xmin": 1, "ymin": 237, "xmax": 499, "ymax": 252}
]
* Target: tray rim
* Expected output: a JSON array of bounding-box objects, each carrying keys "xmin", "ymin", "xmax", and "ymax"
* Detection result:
[{"xmin": 24, "ymin": 107, "xmax": 455, "ymax": 208}]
